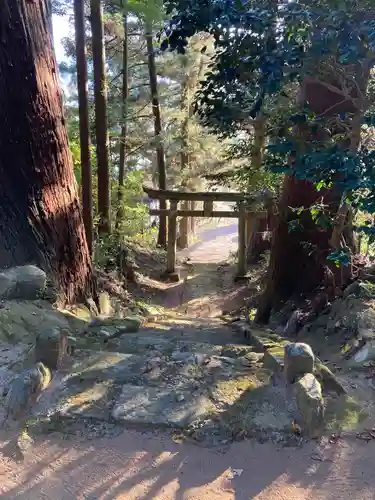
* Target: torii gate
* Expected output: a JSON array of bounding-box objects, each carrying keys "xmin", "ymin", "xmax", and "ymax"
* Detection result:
[{"xmin": 143, "ymin": 186, "xmax": 269, "ymax": 281}]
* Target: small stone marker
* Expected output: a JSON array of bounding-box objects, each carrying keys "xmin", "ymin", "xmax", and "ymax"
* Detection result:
[
  {"xmin": 284, "ymin": 342, "xmax": 314, "ymax": 384},
  {"xmin": 295, "ymin": 373, "xmax": 324, "ymax": 438},
  {"xmin": 35, "ymin": 328, "xmax": 68, "ymax": 370}
]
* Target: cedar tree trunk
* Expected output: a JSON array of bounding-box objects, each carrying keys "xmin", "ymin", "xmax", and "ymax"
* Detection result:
[
  {"xmin": 146, "ymin": 23, "xmax": 167, "ymax": 248},
  {"xmin": 91, "ymin": 0, "xmax": 111, "ymax": 234},
  {"xmin": 0, "ymin": 0, "xmax": 94, "ymax": 304},
  {"xmin": 116, "ymin": 5, "xmax": 129, "ymax": 231},
  {"xmin": 74, "ymin": 0, "xmax": 93, "ymax": 253},
  {"xmin": 256, "ymin": 176, "xmax": 334, "ymax": 322}
]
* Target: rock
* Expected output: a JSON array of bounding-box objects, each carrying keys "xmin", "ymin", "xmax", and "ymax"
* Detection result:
[
  {"xmin": 142, "ymin": 356, "xmax": 162, "ymax": 373},
  {"xmin": 347, "ymin": 339, "xmax": 375, "ymax": 367},
  {"xmin": 98, "ymin": 292, "xmax": 113, "ymax": 317},
  {"xmin": 221, "ymin": 345, "xmax": 253, "ymax": 358},
  {"xmin": 0, "ymin": 266, "xmax": 46, "ymax": 300},
  {"xmin": 284, "ymin": 342, "xmax": 315, "ymax": 384},
  {"xmin": 220, "ymin": 356, "xmax": 236, "ymax": 365},
  {"xmin": 35, "ymin": 328, "xmax": 69, "ymax": 370},
  {"xmin": 294, "ymin": 373, "xmax": 324, "ymax": 438},
  {"xmin": 119, "ymin": 316, "xmax": 142, "ymax": 333},
  {"xmin": 88, "ymin": 316, "xmax": 142, "ymax": 338},
  {"xmin": 343, "ymin": 281, "xmax": 360, "ymax": 298},
  {"xmin": 170, "ymin": 351, "xmax": 195, "ymax": 364},
  {"xmin": 3, "ymin": 362, "xmax": 52, "ymax": 427},
  {"xmin": 194, "ymin": 353, "xmax": 209, "ymax": 366},
  {"xmin": 0, "ymin": 301, "xmax": 73, "ymax": 342},
  {"xmin": 264, "ymin": 346, "xmax": 285, "ymax": 373},
  {"xmin": 239, "ymin": 352, "xmax": 264, "ymax": 367},
  {"xmin": 85, "ymin": 297, "xmax": 99, "ymax": 317},
  {"xmin": 112, "ymin": 383, "xmax": 212, "ymax": 427},
  {"xmin": 98, "ymin": 327, "xmax": 118, "ymax": 339},
  {"xmin": 69, "ymin": 351, "xmax": 145, "ymax": 384},
  {"xmin": 357, "ymin": 309, "xmax": 375, "ymax": 340},
  {"xmin": 283, "ymin": 309, "xmax": 302, "ymax": 336},
  {"xmin": 314, "ymin": 362, "xmax": 346, "ymax": 395},
  {"xmin": 68, "ymin": 304, "xmax": 93, "ymax": 322}
]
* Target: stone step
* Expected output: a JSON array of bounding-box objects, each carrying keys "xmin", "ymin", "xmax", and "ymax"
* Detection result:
[
  {"xmin": 31, "ymin": 342, "xmax": 268, "ymax": 433},
  {"xmin": 230, "ymin": 321, "xmax": 346, "ymax": 396}
]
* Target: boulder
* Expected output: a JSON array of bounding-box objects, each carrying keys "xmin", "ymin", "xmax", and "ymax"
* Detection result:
[
  {"xmin": 284, "ymin": 342, "xmax": 315, "ymax": 384},
  {"xmin": 3, "ymin": 362, "xmax": 52, "ymax": 427},
  {"xmin": 0, "ymin": 265, "xmax": 46, "ymax": 300},
  {"xmin": 0, "ymin": 301, "xmax": 73, "ymax": 342},
  {"xmin": 295, "ymin": 373, "xmax": 324, "ymax": 438},
  {"xmin": 314, "ymin": 362, "xmax": 346, "ymax": 395},
  {"xmin": 347, "ymin": 339, "xmax": 375, "ymax": 367}
]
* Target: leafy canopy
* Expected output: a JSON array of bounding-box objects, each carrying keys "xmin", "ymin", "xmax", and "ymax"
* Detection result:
[{"xmin": 160, "ymin": 0, "xmax": 375, "ymax": 240}]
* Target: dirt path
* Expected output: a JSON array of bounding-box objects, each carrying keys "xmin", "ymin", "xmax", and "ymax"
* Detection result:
[
  {"xmin": 2, "ymin": 429, "xmax": 375, "ymax": 499},
  {"xmin": 160, "ymin": 220, "xmax": 252, "ymax": 318},
  {"xmin": 3, "ymin": 221, "xmax": 375, "ymax": 499}
]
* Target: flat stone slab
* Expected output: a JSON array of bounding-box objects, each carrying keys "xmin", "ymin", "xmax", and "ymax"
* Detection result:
[
  {"xmin": 66, "ymin": 350, "xmax": 145, "ymax": 383},
  {"xmin": 56, "ymin": 378, "xmax": 122, "ymax": 421},
  {"xmin": 112, "ymin": 383, "xmax": 213, "ymax": 428}
]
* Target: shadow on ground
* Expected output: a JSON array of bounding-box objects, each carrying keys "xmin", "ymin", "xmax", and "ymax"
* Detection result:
[{"xmin": 2, "ymin": 421, "xmax": 375, "ymax": 499}]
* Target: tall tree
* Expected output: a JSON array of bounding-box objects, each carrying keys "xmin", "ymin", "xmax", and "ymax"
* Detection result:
[
  {"xmin": 74, "ymin": 0, "xmax": 93, "ymax": 253},
  {"xmin": 178, "ymin": 49, "xmax": 205, "ymax": 248},
  {"xmin": 146, "ymin": 22, "xmax": 167, "ymax": 247},
  {"xmin": 116, "ymin": 1, "xmax": 129, "ymax": 230},
  {"xmin": 0, "ymin": 0, "xmax": 94, "ymax": 304},
  {"xmin": 91, "ymin": 0, "xmax": 111, "ymax": 234}
]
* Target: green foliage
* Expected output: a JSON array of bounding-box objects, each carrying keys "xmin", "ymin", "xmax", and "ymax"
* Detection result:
[
  {"xmin": 115, "ymin": 170, "xmax": 157, "ymax": 243},
  {"xmin": 327, "ymin": 248, "xmax": 350, "ymax": 267},
  {"xmin": 160, "ymin": 0, "xmax": 375, "ymax": 248}
]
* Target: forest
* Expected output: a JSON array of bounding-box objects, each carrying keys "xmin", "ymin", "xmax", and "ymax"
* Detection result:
[
  {"xmin": 5, "ymin": 1, "xmax": 375, "ymax": 483},
  {"xmin": 2, "ymin": 0, "xmax": 375, "ymax": 325}
]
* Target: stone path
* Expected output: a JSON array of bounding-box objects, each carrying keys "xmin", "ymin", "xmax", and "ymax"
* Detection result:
[{"xmin": 3, "ymin": 222, "xmax": 375, "ymax": 498}]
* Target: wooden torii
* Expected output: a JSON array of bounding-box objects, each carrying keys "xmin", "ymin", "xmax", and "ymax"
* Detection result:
[{"xmin": 143, "ymin": 186, "xmax": 268, "ymax": 281}]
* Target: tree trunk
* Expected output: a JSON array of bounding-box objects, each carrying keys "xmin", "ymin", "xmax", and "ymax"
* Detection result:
[
  {"xmin": 116, "ymin": 4, "xmax": 129, "ymax": 232},
  {"xmin": 0, "ymin": 0, "xmax": 94, "ymax": 304},
  {"xmin": 145, "ymin": 23, "xmax": 167, "ymax": 248},
  {"xmin": 177, "ymin": 54, "xmax": 205, "ymax": 249},
  {"xmin": 46, "ymin": 0, "xmax": 53, "ymax": 36},
  {"xmin": 247, "ymin": 116, "xmax": 270, "ymax": 262},
  {"xmin": 74, "ymin": 0, "xmax": 93, "ymax": 254},
  {"xmin": 177, "ymin": 59, "xmax": 190, "ymax": 249},
  {"xmin": 255, "ymin": 62, "xmax": 370, "ymax": 323},
  {"xmin": 251, "ymin": 116, "xmax": 266, "ymax": 170},
  {"xmin": 256, "ymin": 177, "xmax": 334, "ymax": 322},
  {"xmin": 247, "ymin": 202, "xmax": 274, "ymax": 264},
  {"xmin": 90, "ymin": 0, "xmax": 111, "ymax": 234}
]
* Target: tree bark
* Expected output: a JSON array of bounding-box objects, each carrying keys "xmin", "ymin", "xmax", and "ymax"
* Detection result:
[
  {"xmin": 90, "ymin": 0, "xmax": 111, "ymax": 234},
  {"xmin": 247, "ymin": 116, "xmax": 270, "ymax": 262},
  {"xmin": 0, "ymin": 0, "xmax": 94, "ymax": 304},
  {"xmin": 256, "ymin": 176, "xmax": 333, "ymax": 322},
  {"xmin": 178, "ymin": 54, "xmax": 205, "ymax": 249},
  {"xmin": 247, "ymin": 202, "xmax": 274, "ymax": 264},
  {"xmin": 145, "ymin": 23, "xmax": 167, "ymax": 248},
  {"xmin": 74, "ymin": 0, "xmax": 93, "ymax": 253},
  {"xmin": 116, "ymin": 3, "xmax": 129, "ymax": 232},
  {"xmin": 178, "ymin": 58, "xmax": 190, "ymax": 249}
]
